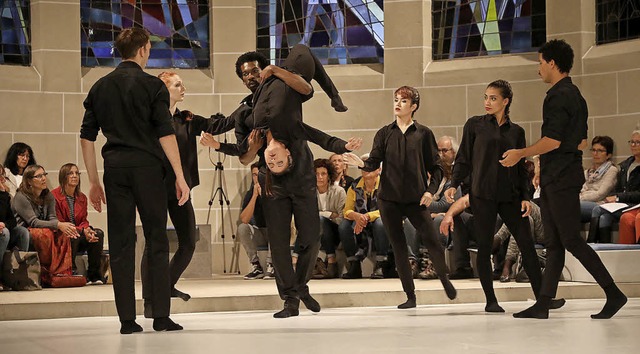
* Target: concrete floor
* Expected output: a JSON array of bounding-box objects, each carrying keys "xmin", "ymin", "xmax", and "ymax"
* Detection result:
[{"xmin": 0, "ymin": 298, "xmax": 638, "ymax": 354}]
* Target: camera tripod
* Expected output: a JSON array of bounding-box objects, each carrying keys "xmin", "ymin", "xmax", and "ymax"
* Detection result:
[{"xmin": 206, "ymin": 159, "xmax": 240, "ymax": 274}]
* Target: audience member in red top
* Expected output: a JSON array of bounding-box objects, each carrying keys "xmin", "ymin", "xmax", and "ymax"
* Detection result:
[{"xmin": 52, "ymin": 163, "xmax": 105, "ymax": 285}]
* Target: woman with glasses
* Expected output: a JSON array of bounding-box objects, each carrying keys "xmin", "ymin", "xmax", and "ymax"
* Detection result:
[
  {"xmin": 12, "ymin": 165, "xmax": 77, "ymax": 286},
  {"xmin": 51, "ymin": 163, "xmax": 105, "ymax": 285},
  {"xmin": 579, "ymin": 136, "xmax": 618, "ymax": 222},
  {"xmin": 3, "ymin": 142, "xmax": 37, "ymax": 197},
  {"xmin": 589, "ymin": 132, "xmax": 640, "ymax": 243}
]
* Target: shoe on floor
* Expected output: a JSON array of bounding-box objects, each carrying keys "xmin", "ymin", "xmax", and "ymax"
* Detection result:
[
  {"xmin": 244, "ymin": 263, "xmax": 264, "ymax": 280},
  {"xmin": 263, "ymin": 263, "xmax": 275, "ymax": 280}
]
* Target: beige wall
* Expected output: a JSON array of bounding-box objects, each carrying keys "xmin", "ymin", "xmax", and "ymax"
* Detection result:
[{"xmin": 1, "ymin": 0, "xmax": 639, "ymax": 273}]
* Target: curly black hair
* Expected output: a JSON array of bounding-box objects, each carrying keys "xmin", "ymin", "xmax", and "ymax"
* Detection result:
[
  {"xmin": 314, "ymin": 158, "xmax": 337, "ymax": 184},
  {"xmin": 235, "ymin": 51, "xmax": 270, "ymax": 79}
]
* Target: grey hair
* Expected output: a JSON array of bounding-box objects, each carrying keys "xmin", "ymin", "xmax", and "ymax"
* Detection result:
[{"xmin": 438, "ymin": 135, "xmax": 459, "ymax": 153}]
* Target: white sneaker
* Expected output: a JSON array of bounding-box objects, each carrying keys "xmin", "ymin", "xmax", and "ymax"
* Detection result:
[{"xmin": 263, "ymin": 263, "xmax": 275, "ymax": 279}]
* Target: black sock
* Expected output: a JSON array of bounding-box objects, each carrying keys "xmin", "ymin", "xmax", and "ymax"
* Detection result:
[
  {"xmin": 591, "ymin": 283, "xmax": 627, "ymax": 319},
  {"xmin": 485, "ymin": 301, "xmax": 505, "ymax": 313},
  {"xmin": 153, "ymin": 317, "xmax": 183, "ymax": 331},
  {"xmin": 120, "ymin": 320, "xmax": 143, "ymax": 334},
  {"xmin": 171, "ymin": 287, "xmax": 191, "ymax": 301},
  {"xmin": 513, "ymin": 295, "xmax": 550, "ymax": 319},
  {"xmin": 398, "ymin": 293, "xmax": 416, "ymax": 309}
]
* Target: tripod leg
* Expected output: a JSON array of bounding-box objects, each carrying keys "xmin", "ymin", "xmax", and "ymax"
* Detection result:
[{"xmin": 220, "ymin": 172, "xmax": 241, "ymax": 274}]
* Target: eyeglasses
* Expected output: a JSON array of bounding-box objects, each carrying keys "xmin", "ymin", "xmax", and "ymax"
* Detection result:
[
  {"xmin": 629, "ymin": 140, "xmax": 640, "ymax": 146},
  {"xmin": 32, "ymin": 173, "xmax": 48, "ymax": 180},
  {"xmin": 590, "ymin": 148, "xmax": 607, "ymax": 153},
  {"xmin": 438, "ymin": 148, "xmax": 453, "ymax": 154}
]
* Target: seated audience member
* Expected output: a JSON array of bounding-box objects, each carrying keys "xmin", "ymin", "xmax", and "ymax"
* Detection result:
[
  {"xmin": 440, "ymin": 194, "xmax": 476, "ymax": 279},
  {"xmin": 12, "ymin": 165, "xmax": 77, "ymax": 286},
  {"xmin": 0, "ymin": 165, "xmax": 30, "ymax": 279},
  {"xmin": 3, "ymin": 142, "xmax": 37, "ymax": 197},
  {"xmin": 238, "ymin": 164, "xmax": 274, "ymax": 280},
  {"xmin": 589, "ymin": 131, "xmax": 640, "ymax": 243},
  {"xmin": 330, "ymin": 153, "xmax": 354, "ymax": 192},
  {"xmin": 494, "ymin": 201, "xmax": 544, "ymax": 282},
  {"xmin": 51, "ymin": 163, "xmax": 105, "ymax": 285},
  {"xmin": 339, "ymin": 155, "xmax": 390, "ymax": 279},
  {"xmin": 580, "ymin": 136, "xmax": 618, "ymax": 223},
  {"xmin": 430, "ymin": 136, "xmax": 459, "ymax": 214},
  {"xmin": 306, "ymin": 158, "xmax": 346, "ymax": 279}
]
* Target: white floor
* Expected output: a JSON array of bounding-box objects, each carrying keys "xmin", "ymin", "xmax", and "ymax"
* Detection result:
[{"xmin": 1, "ymin": 298, "xmax": 638, "ymax": 354}]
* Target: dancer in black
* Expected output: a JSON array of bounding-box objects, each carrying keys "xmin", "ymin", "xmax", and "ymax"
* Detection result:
[
  {"xmin": 501, "ymin": 39, "xmax": 627, "ymax": 319},
  {"xmin": 141, "ymin": 71, "xmax": 236, "ymax": 316},
  {"xmin": 344, "ymin": 86, "xmax": 456, "ymax": 308},
  {"xmin": 445, "ymin": 80, "xmax": 564, "ymax": 313},
  {"xmin": 81, "ymin": 28, "xmax": 188, "ymax": 334},
  {"xmin": 209, "ymin": 45, "xmax": 356, "ymax": 317}
]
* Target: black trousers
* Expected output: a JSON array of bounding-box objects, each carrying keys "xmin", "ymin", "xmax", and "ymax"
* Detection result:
[
  {"xmin": 262, "ymin": 190, "xmax": 320, "ymax": 301},
  {"xmin": 283, "ymin": 44, "xmax": 341, "ymax": 100},
  {"xmin": 377, "ymin": 200, "xmax": 448, "ymax": 296},
  {"xmin": 71, "ymin": 228, "xmax": 104, "ymax": 281},
  {"xmin": 142, "ymin": 197, "xmax": 197, "ymax": 299},
  {"xmin": 452, "ymin": 212, "xmax": 475, "ymax": 271},
  {"xmin": 539, "ymin": 184, "xmax": 614, "ymax": 298},
  {"xmin": 470, "ymin": 196, "xmax": 542, "ymax": 303},
  {"xmin": 104, "ymin": 164, "xmax": 170, "ymax": 321}
]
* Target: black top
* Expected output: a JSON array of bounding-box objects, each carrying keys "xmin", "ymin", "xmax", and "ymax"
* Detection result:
[
  {"xmin": 613, "ymin": 156, "xmax": 640, "ymax": 204},
  {"xmin": 241, "ymin": 186, "xmax": 266, "ymax": 228},
  {"xmin": 337, "ymin": 174, "xmax": 354, "ymax": 192},
  {"xmin": 0, "ymin": 191, "xmax": 17, "ymax": 231},
  {"xmin": 451, "ymin": 114, "xmax": 530, "ymax": 202},
  {"xmin": 539, "ymin": 77, "xmax": 588, "ymax": 188},
  {"xmin": 362, "ymin": 120, "xmax": 442, "ymax": 203},
  {"xmin": 81, "ymin": 61, "xmax": 175, "ymax": 168},
  {"xmin": 164, "ymin": 108, "xmax": 235, "ymax": 195},
  {"xmin": 253, "ymin": 76, "xmax": 347, "ymax": 196},
  {"xmin": 217, "ymin": 94, "xmax": 255, "ymax": 158}
]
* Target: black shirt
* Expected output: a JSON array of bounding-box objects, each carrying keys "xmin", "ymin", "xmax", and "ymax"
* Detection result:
[
  {"xmin": 241, "ymin": 186, "xmax": 266, "ymax": 228},
  {"xmin": 164, "ymin": 108, "xmax": 235, "ymax": 194},
  {"xmin": 451, "ymin": 115, "xmax": 530, "ymax": 202},
  {"xmin": 81, "ymin": 61, "xmax": 175, "ymax": 168},
  {"xmin": 0, "ymin": 191, "xmax": 17, "ymax": 231},
  {"xmin": 217, "ymin": 94, "xmax": 255, "ymax": 158},
  {"xmin": 362, "ymin": 120, "xmax": 442, "ymax": 203},
  {"xmin": 539, "ymin": 77, "xmax": 588, "ymax": 188}
]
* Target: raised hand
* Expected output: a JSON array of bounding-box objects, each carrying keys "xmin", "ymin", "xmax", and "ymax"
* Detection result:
[
  {"xmin": 342, "ymin": 152, "xmax": 364, "ymax": 168},
  {"xmin": 199, "ymin": 132, "xmax": 220, "ymax": 149},
  {"xmin": 345, "ymin": 137, "xmax": 363, "ymax": 152}
]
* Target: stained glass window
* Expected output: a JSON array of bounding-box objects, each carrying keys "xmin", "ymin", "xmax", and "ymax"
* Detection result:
[
  {"xmin": 1, "ymin": 0, "xmax": 30, "ymax": 66},
  {"xmin": 432, "ymin": 0, "xmax": 546, "ymax": 60},
  {"xmin": 81, "ymin": 0, "xmax": 210, "ymax": 68},
  {"xmin": 597, "ymin": 0, "xmax": 640, "ymax": 44},
  {"xmin": 256, "ymin": 0, "xmax": 384, "ymax": 65}
]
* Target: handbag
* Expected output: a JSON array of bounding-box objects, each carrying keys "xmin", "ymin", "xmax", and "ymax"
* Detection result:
[
  {"xmin": 49, "ymin": 274, "xmax": 86, "ymax": 288},
  {"xmin": 2, "ymin": 248, "xmax": 42, "ymax": 291}
]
